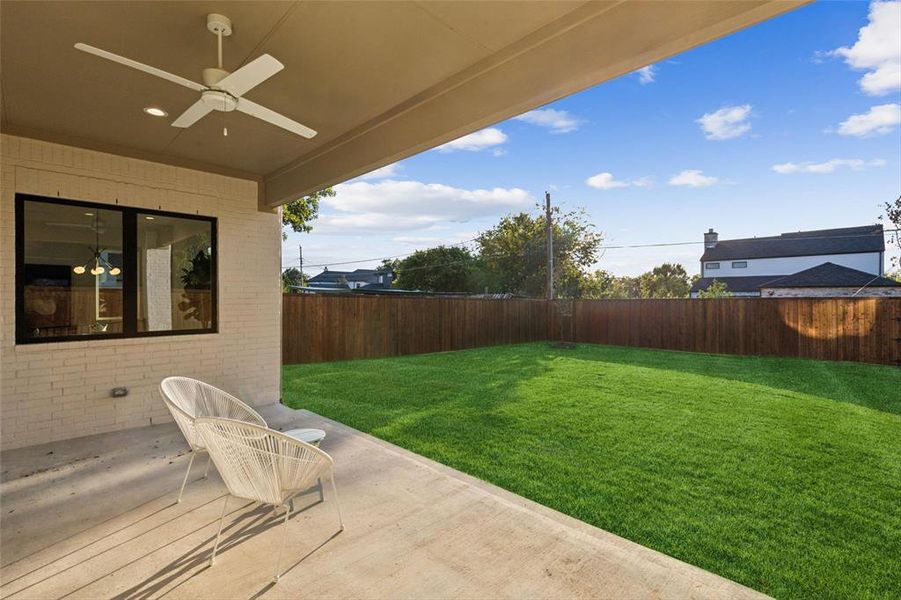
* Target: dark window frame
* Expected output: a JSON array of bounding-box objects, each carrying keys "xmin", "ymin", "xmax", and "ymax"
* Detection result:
[
  {"xmin": 706, "ymin": 262, "xmax": 720, "ymax": 270},
  {"xmin": 731, "ymin": 261, "xmax": 748, "ymax": 269},
  {"xmin": 15, "ymin": 193, "xmax": 218, "ymax": 345}
]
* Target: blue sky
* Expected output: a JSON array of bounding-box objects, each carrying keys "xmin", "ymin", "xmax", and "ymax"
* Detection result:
[{"xmin": 285, "ymin": 0, "xmax": 901, "ymax": 277}]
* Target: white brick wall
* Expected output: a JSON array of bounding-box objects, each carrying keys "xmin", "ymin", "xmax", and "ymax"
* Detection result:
[{"xmin": 0, "ymin": 135, "xmax": 282, "ymax": 450}]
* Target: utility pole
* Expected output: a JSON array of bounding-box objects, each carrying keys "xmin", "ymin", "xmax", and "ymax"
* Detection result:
[
  {"xmin": 298, "ymin": 245, "xmax": 304, "ymax": 286},
  {"xmin": 545, "ymin": 191, "xmax": 554, "ymax": 300}
]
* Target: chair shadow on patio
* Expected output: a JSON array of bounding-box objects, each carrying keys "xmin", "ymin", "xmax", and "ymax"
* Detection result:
[
  {"xmin": 109, "ymin": 486, "xmax": 341, "ymax": 600},
  {"xmin": 4, "ymin": 484, "xmax": 337, "ymax": 600},
  {"xmin": 0, "ymin": 416, "xmax": 352, "ymax": 600}
]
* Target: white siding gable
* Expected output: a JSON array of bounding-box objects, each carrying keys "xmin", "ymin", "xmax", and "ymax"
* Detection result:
[{"xmin": 702, "ymin": 252, "xmax": 882, "ymax": 278}]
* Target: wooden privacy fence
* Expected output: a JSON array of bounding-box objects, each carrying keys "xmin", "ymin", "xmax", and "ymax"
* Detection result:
[
  {"xmin": 283, "ymin": 295, "xmax": 900, "ymax": 366},
  {"xmin": 556, "ymin": 298, "xmax": 899, "ymax": 366},
  {"xmin": 283, "ymin": 294, "xmax": 550, "ymax": 364}
]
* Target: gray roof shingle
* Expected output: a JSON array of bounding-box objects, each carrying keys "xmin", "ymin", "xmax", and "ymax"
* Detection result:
[
  {"xmin": 760, "ymin": 262, "xmax": 900, "ymax": 288},
  {"xmin": 700, "ymin": 225, "xmax": 884, "ymax": 261}
]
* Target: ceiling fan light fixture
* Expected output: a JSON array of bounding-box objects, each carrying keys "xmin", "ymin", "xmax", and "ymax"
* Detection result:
[
  {"xmin": 143, "ymin": 106, "xmax": 168, "ymax": 117},
  {"xmin": 75, "ymin": 16, "xmax": 317, "ymax": 139}
]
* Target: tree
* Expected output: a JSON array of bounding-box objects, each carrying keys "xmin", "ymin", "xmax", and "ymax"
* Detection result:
[
  {"xmin": 476, "ymin": 207, "xmax": 602, "ymax": 298},
  {"xmin": 580, "ymin": 270, "xmax": 616, "ymax": 299},
  {"xmin": 281, "ymin": 267, "xmax": 307, "ymax": 292},
  {"xmin": 178, "ymin": 250, "xmax": 213, "ymax": 327},
  {"xmin": 393, "ymin": 246, "xmax": 477, "ymax": 292},
  {"xmin": 281, "ymin": 188, "xmax": 335, "ymax": 239},
  {"xmin": 697, "ymin": 279, "xmax": 732, "ymax": 298},
  {"xmin": 637, "ymin": 263, "xmax": 691, "ymax": 298},
  {"xmin": 880, "ymin": 195, "xmax": 900, "ymax": 270},
  {"xmin": 608, "ymin": 276, "xmax": 641, "ymax": 299}
]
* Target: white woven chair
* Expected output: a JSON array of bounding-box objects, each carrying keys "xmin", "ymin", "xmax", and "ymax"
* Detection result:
[
  {"xmin": 195, "ymin": 417, "xmax": 344, "ymax": 583},
  {"xmin": 160, "ymin": 376, "xmax": 325, "ymax": 502}
]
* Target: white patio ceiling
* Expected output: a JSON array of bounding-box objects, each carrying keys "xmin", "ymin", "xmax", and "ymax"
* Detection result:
[{"xmin": 0, "ymin": 1, "xmax": 807, "ymax": 208}]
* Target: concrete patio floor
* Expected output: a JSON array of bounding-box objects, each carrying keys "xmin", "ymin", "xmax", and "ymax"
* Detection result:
[{"xmin": 0, "ymin": 405, "xmax": 767, "ymax": 599}]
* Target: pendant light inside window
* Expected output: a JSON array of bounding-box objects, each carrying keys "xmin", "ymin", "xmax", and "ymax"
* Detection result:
[{"xmin": 73, "ymin": 211, "xmax": 121, "ymax": 277}]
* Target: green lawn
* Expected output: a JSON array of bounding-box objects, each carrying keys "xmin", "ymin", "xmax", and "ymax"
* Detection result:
[{"xmin": 282, "ymin": 343, "xmax": 901, "ymax": 599}]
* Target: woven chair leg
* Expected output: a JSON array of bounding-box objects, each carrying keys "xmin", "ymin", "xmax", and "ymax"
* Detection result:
[
  {"xmin": 177, "ymin": 452, "xmax": 196, "ymax": 503},
  {"xmin": 202, "ymin": 454, "xmax": 212, "ymax": 479},
  {"xmin": 273, "ymin": 503, "xmax": 292, "ymax": 582},
  {"xmin": 318, "ymin": 478, "xmax": 324, "ymax": 503},
  {"xmin": 210, "ymin": 495, "xmax": 229, "ymax": 566},
  {"xmin": 330, "ymin": 469, "xmax": 344, "ymax": 531}
]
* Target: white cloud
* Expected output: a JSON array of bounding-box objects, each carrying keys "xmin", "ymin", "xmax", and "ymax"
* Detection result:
[
  {"xmin": 837, "ymin": 103, "xmax": 901, "ymax": 136},
  {"xmin": 585, "ymin": 172, "xmax": 653, "ymax": 190},
  {"xmin": 316, "ymin": 179, "xmax": 534, "ymax": 233},
  {"xmin": 392, "ymin": 236, "xmax": 444, "ymax": 245},
  {"xmin": 830, "ymin": 1, "xmax": 901, "ymax": 95},
  {"xmin": 632, "ymin": 177, "xmax": 654, "ymax": 188},
  {"xmin": 668, "ymin": 170, "xmax": 719, "ymax": 187},
  {"xmin": 437, "ymin": 128, "xmax": 508, "ymax": 152},
  {"xmin": 635, "ymin": 65, "xmax": 656, "ymax": 84},
  {"xmin": 514, "ymin": 109, "xmax": 582, "ymax": 133},
  {"xmin": 697, "ymin": 104, "xmax": 752, "ymax": 140},
  {"xmin": 772, "ymin": 158, "xmax": 887, "ymax": 174},
  {"xmin": 586, "ymin": 172, "xmax": 629, "ymax": 189},
  {"xmin": 355, "ymin": 163, "xmax": 400, "ymax": 180}
]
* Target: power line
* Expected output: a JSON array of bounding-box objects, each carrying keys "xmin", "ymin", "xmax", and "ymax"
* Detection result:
[
  {"xmin": 284, "ymin": 228, "xmax": 899, "ymax": 272},
  {"xmin": 282, "ymin": 236, "xmax": 480, "ymax": 271}
]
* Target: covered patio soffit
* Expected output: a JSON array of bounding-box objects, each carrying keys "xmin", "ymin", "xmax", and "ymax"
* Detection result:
[{"xmin": 0, "ymin": 1, "xmax": 807, "ymax": 208}]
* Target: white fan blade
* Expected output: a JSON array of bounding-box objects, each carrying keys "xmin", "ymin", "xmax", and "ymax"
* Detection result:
[
  {"xmin": 171, "ymin": 100, "xmax": 214, "ymax": 128},
  {"xmin": 236, "ymin": 98, "xmax": 317, "ymax": 138},
  {"xmin": 216, "ymin": 54, "xmax": 284, "ymax": 97},
  {"xmin": 75, "ymin": 43, "xmax": 205, "ymax": 92}
]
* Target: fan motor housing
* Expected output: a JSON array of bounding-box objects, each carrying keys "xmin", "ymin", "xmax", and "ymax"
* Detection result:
[{"xmin": 201, "ymin": 90, "xmax": 237, "ymax": 112}]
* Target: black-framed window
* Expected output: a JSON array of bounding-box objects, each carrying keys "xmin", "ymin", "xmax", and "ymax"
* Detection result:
[
  {"xmin": 16, "ymin": 194, "xmax": 217, "ymax": 344},
  {"xmin": 731, "ymin": 261, "xmax": 748, "ymax": 269},
  {"xmin": 706, "ymin": 262, "xmax": 720, "ymax": 270}
]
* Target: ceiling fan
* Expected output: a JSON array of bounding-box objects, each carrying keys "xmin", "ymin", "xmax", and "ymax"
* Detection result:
[{"xmin": 74, "ymin": 13, "xmax": 316, "ymax": 138}]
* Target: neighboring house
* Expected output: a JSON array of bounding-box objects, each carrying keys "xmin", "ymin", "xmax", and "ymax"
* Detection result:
[
  {"xmin": 690, "ymin": 225, "xmax": 896, "ymax": 298},
  {"xmin": 307, "ymin": 268, "xmax": 393, "ymax": 290},
  {"xmin": 759, "ymin": 263, "xmax": 900, "ymax": 297}
]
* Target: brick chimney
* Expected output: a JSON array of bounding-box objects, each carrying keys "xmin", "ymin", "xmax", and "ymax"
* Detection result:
[{"xmin": 704, "ymin": 228, "xmax": 718, "ymax": 249}]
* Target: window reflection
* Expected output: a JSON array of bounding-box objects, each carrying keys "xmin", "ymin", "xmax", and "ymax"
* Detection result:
[
  {"xmin": 22, "ymin": 200, "xmax": 123, "ymax": 338},
  {"xmin": 137, "ymin": 214, "xmax": 214, "ymax": 332}
]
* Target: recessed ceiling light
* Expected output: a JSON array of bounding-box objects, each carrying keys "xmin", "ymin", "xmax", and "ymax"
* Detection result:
[
  {"xmin": 143, "ymin": 106, "xmax": 167, "ymax": 117},
  {"xmin": 84, "ymin": 212, "xmax": 94, "ymax": 216},
  {"xmin": 145, "ymin": 216, "xmax": 155, "ymax": 220}
]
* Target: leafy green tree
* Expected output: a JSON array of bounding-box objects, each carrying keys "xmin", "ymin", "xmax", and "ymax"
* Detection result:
[
  {"xmin": 476, "ymin": 207, "xmax": 602, "ymax": 298},
  {"xmin": 880, "ymin": 195, "xmax": 900, "ymax": 270},
  {"xmin": 281, "ymin": 267, "xmax": 307, "ymax": 292},
  {"xmin": 281, "ymin": 188, "xmax": 335, "ymax": 239},
  {"xmin": 609, "ymin": 276, "xmax": 641, "ymax": 299},
  {"xmin": 697, "ymin": 279, "xmax": 732, "ymax": 298},
  {"xmin": 393, "ymin": 246, "xmax": 477, "ymax": 292},
  {"xmin": 638, "ymin": 263, "xmax": 691, "ymax": 298},
  {"xmin": 178, "ymin": 250, "xmax": 213, "ymax": 327},
  {"xmin": 579, "ymin": 270, "xmax": 616, "ymax": 299}
]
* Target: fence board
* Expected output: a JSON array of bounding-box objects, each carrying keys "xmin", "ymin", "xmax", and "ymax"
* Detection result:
[{"xmin": 282, "ymin": 295, "xmax": 900, "ymax": 366}]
